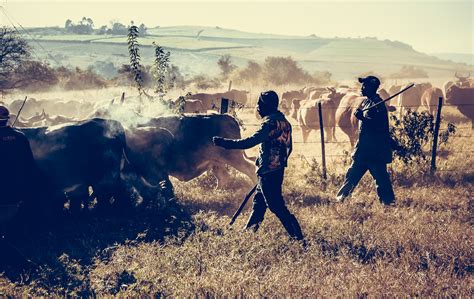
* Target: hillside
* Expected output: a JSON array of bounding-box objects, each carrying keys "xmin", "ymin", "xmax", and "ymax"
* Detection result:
[{"xmin": 25, "ymin": 25, "xmax": 473, "ymax": 80}]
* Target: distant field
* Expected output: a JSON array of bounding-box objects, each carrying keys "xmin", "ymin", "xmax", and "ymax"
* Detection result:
[
  {"xmin": 92, "ymin": 35, "xmax": 253, "ymax": 51},
  {"xmin": 25, "ymin": 25, "xmax": 473, "ymax": 80},
  {"xmin": 146, "ymin": 25, "xmax": 300, "ymax": 39}
]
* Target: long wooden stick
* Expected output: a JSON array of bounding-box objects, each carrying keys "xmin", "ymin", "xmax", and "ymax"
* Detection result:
[
  {"xmin": 229, "ymin": 184, "xmax": 257, "ymax": 226},
  {"xmin": 362, "ymin": 83, "xmax": 415, "ymax": 112},
  {"xmin": 11, "ymin": 96, "xmax": 27, "ymax": 128}
]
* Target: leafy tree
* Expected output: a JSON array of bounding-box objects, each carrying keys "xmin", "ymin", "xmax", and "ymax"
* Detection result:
[
  {"xmin": 217, "ymin": 55, "xmax": 236, "ymax": 80},
  {"xmin": 233, "ymin": 60, "xmax": 262, "ymax": 84},
  {"xmin": 127, "ymin": 25, "xmax": 143, "ymax": 95},
  {"xmin": 139, "ymin": 23, "xmax": 147, "ymax": 36},
  {"xmin": 390, "ymin": 110, "xmax": 456, "ymax": 165},
  {"xmin": 111, "ymin": 21, "xmax": 128, "ymax": 35},
  {"xmin": 65, "ymin": 19, "xmax": 72, "ymax": 29},
  {"xmin": 1, "ymin": 60, "xmax": 58, "ymax": 91},
  {"xmin": 262, "ymin": 56, "xmax": 312, "ymax": 85},
  {"xmin": 152, "ymin": 42, "xmax": 170, "ymax": 98},
  {"xmin": 167, "ymin": 65, "xmax": 186, "ymax": 90},
  {"xmin": 390, "ymin": 65, "xmax": 428, "ymax": 79}
]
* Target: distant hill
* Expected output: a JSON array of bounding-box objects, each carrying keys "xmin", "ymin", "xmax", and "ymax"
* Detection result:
[
  {"xmin": 25, "ymin": 25, "xmax": 473, "ymax": 81},
  {"xmin": 429, "ymin": 53, "xmax": 473, "ymax": 66}
]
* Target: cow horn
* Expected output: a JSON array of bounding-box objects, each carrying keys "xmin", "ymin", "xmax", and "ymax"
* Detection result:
[
  {"xmin": 120, "ymin": 92, "xmax": 125, "ymax": 105},
  {"xmin": 455, "ymin": 71, "xmax": 469, "ymax": 80}
]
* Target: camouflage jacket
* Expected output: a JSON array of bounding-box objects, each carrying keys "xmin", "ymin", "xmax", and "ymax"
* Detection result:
[
  {"xmin": 353, "ymin": 94, "xmax": 393, "ymax": 163},
  {"xmin": 219, "ymin": 111, "xmax": 292, "ymax": 175}
]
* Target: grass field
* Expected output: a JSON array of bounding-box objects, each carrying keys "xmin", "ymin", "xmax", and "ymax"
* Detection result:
[{"xmin": 0, "ymin": 85, "xmax": 472, "ymax": 296}]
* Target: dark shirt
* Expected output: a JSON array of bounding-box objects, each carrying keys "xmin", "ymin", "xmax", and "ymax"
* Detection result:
[
  {"xmin": 0, "ymin": 126, "xmax": 36, "ymax": 202},
  {"xmin": 219, "ymin": 111, "xmax": 293, "ymax": 175},
  {"xmin": 353, "ymin": 94, "xmax": 393, "ymax": 163}
]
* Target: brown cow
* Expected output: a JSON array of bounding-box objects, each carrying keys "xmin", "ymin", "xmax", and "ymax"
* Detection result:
[
  {"xmin": 281, "ymin": 90, "xmax": 305, "ymax": 115},
  {"xmin": 398, "ymin": 82, "xmax": 432, "ymax": 115},
  {"xmin": 446, "ymin": 85, "xmax": 474, "ymax": 128},
  {"xmin": 335, "ymin": 93, "xmax": 364, "ymax": 147},
  {"xmin": 335, "ymin": 89, "xmax": 395, "ymax": 147},
  {"xmin": 421, "ymin": 87, "xmax": 444, "ymax": 115},
  {"xmin": 182, "ymin": 99, "xmax": 206, "ymax": 114},
  {"xmin": 293, "ymin": 88, "xmax": 346, "ymax": 143},
  {"xmin": 185, "ymin": 89, "xmax": 249, "ymax": 111}
]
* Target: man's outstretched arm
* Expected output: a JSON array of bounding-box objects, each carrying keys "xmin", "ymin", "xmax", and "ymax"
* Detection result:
[{"xmin": 213, "ymin": 121, "xmax": 271, "ymax": 150}]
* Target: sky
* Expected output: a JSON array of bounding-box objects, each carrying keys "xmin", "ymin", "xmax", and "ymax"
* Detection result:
[{"xmin": 0, "ymin": 0, "xmax": 472, "ymax": 54}]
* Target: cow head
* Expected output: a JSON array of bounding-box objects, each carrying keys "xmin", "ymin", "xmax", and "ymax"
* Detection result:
[
  {"xmin": 290, "ymin": 98, "xmax": 301, "ymax": 120},
  {"xmin": 445, "ymin": 85, "xmax": 459, "ymax": 104},
  {"xmin": 126, "ymin": 126, "xmax": 175, "ymax": 187}
]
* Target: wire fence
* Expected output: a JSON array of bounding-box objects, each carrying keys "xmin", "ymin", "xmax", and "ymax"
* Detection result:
[
  {"xmin": 223, "ymin": 103, "xmax": 474, "ymax": 110},
  {"xmin": 219, "ymin": 97, "xmax": 474, "ymax": 175}
]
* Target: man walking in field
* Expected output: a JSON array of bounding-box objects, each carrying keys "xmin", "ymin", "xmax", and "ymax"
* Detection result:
[
  {"xmin": 213, "ymin": 91, "xmax": 305, "ymax": 242},
  {"xmin": 336, "ymin": 76, "xmax": 395, "ymax": 206}
]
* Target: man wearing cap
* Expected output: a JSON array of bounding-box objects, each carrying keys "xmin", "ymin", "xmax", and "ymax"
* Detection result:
[
  {"xmin": 212, "ymin": 90, "xmax": 305, "ymax": 242},
  {"xmin": 0, "ymin": 105, "xmax": 39, "ymax": 217},
  {"xmin": 336, "ymin": 76, "xmax": 395, "ymax": 206}
]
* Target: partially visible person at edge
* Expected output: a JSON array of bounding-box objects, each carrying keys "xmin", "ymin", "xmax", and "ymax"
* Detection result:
[
  {"xmin": 336, "ymin": 76, "xmax": 396, "ymax": 206},
  {"xmin": 213, "ymin": 90, "xmax": 305, "ymax": 242},
  {"xmin": 0, "ymin": 105, "xmax": 42, "ymax": 223}
]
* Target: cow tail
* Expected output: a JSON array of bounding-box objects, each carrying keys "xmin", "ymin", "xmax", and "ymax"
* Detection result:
[
  {"xmin": 242, "ymin": 151, "xmax": 257, "ymax": 163},
  {"xmin": 119, "ymin": 129, "xmax": 133, "ymax": 172}
]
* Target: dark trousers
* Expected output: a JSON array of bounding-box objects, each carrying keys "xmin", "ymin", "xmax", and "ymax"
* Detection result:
[
  {"xmin": 245, "ymin": 168, "xmax": 304, "ymax": 240},
  {"xmin": 337, "ymin": 159, "xmax": 395, "ymax": 205}
]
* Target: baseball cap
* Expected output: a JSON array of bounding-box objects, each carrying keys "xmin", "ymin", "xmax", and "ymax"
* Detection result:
[{"xmin": 358, "ymin": 76, "xmax": 381, "ymax": 88}]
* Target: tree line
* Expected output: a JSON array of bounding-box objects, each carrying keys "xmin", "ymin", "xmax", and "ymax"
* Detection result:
[{"xmin": 64, "ymin": 17, "xmax": 148, "ymax": 36}]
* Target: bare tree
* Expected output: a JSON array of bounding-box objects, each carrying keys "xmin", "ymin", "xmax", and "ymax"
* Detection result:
[{"xmin": 0, "ymin": 27, "xmax": 31, "ymax": 91}]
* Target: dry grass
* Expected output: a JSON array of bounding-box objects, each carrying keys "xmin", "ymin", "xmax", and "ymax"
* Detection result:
[{"xmin": 0, "ymin": 87, "xmax": 473, "ymax": 297}]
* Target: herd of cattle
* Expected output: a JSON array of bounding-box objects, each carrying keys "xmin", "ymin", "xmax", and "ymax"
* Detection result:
[{"xmin": 1, "ymin": 75, "xmax": 473, "ymax": 221}]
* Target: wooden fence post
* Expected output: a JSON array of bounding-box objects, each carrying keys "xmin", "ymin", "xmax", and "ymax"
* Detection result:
[
  {"xmin": 318, "ymin": 102, "xmax": 327, "ymax": 180},
  {"xmin": 430, "ymin": 96, "xmax": 443, "ymax": 172},
  {"xmin": 228, "ymin": 80, "xmax": 232, "ymax": 92},
  {"xmin": 220, "ymin": 98, "xmax": 229, "ymax": 114}
]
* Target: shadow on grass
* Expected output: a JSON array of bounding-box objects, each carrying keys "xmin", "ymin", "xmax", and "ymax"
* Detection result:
[{"xmin": 0, "ymin": 200, "xmax": 193, "ymax": 291}]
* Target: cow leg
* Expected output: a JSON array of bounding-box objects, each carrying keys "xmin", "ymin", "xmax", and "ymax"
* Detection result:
[
  {"xmin": 211, "ymin": 165, "xmax": 232, "ymax": 189},
  {"xmin": 324, "ymin": 126, "xmax": 334, "ymax": 143},
  {"xmin": 301, "ymin": 127, "xmax": 310, "ymax": 143},
  {"xmin": 221, "ymin": 152, "xmax": 258, "ymax": 186}
]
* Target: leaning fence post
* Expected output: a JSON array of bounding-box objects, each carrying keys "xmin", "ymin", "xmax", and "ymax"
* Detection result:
[
  {"xmin": 430, "ymin": 96, "xmax": 443, "ymax": 172},
  {"xmin": 318, "ymin": 102, "xmax": 327, "ymax": 180},
  {"xmin": 220, "ymin": 98, "xmax": 229, "ymax": 114}
]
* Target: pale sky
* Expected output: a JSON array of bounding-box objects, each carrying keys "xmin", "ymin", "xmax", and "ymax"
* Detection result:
[{"xmin": 0, "ymin": 0, "xmax": 472, "ymax": 54}]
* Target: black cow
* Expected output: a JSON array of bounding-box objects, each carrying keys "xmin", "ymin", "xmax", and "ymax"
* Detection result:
[
  {"xmin": 20, "ymin": 118, "xmax": 161, "ymax": 214},
  {"xmin": 130, "ymin": 114, "xmax": 257, "ymax": 188}
]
